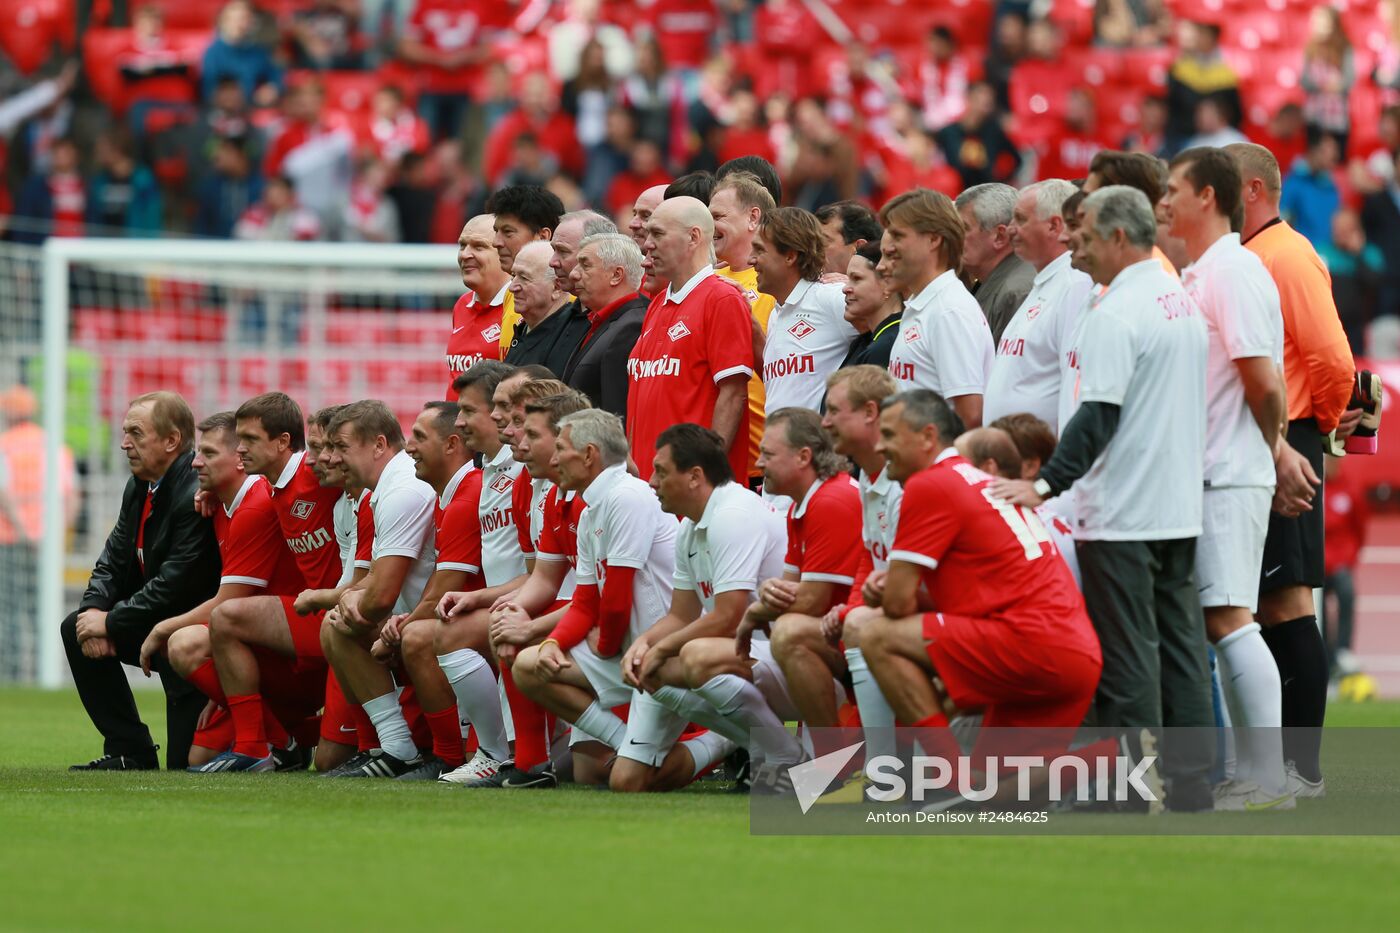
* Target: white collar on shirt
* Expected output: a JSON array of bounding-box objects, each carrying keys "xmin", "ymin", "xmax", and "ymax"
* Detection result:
[
  {"xmin": 223, "ymin": 474, "xmax": 261, "ymax": 518},
  {"xmin": 664, "ymin": 264, "xmax": 715, "ymax": 305},
  {"xmin": 273, "ymin": 450, "xmax": 305, "ymax": 490}
]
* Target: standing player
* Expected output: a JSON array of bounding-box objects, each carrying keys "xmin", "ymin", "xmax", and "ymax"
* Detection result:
[
  {"xmin": 752, "ymin": 208, "xmax": 857, "ymax": 414},
  {"xmin": 487, "ymin": 185, "xmax": 564, "ymax": 351},
  {"xmin": 747, "ymin": 409, "xmax": 864, "ymax": 762},
  {"xmin": 319, "ymin": 401, "xmax": 437, "ymax": 777},
  {"xmin": 372, "ymin": 402, "xmax": 483, "ymax": 781},
  {"xmin": 513, "ymin": 411, "xmax": 736, "ymax": 792},
  {"xmin": 562, "ymin": 233, "xmax": 650, "ymax": 419},
  {"xmin": 1161, "ymin": 147, "xmax": 1291, "ymax": 810},
  {"xmin": 148, "ymin": 413, "xmax": 318, "ymax": 772},
  {"xmin": 446, "ymin": 213, "xmax": 513, "ymax": 397},
  {"xmin": 628, "ymin": 196, "xmax": 755, "ymax": 481},
  {"xmin": 627, "ymin": 184, "xmax": 667, "ymax": 252},
  {"xmin": 859, "ymin": 390, "xmax": 1100, "ymax": 759},
  {"xmin": 983, "ymin": 179, "xmax": 1093, "ymax": 433},
  {"xmin": 709, "ymin": 171, "xmax": 777, "ymax": 485},
  {"xmin": 203, "ymin": 393, "xmax": 344, "ymax": 772},
  {"xmin": 435, "ymin": 361, "xmax": 529, "ymax": 785},
  {"xmin": 1228, "ymin": 142, "xmax": 1358, "ymax": 796},
  {"xmin": 881, "ymin": 188, "xmax": 994, "ymax": 429},
  {"xmin": 815, "ymin": 200, "xmax": 883, "ymax": 276},
  {"xmin": 994, "ymin": 186, "xmax": 1215, "ymax": 811}
]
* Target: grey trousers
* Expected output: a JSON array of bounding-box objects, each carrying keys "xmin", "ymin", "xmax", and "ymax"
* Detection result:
[{"xmin": 1078, "ymin": 537, "xmax": 1215, "ymax": 786}]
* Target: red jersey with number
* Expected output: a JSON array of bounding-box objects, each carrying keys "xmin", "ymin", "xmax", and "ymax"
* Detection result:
[
  {"xmin": 889, "ymin": 453, "xmax": 1096, "ymax": 656},
  {"xmin": 445, "ymin": 290, "xmax": 505, "ymax": 399},
  {"xmin": 783, "ymin": 474, "xmax": 863, "ymax": 607},
  {"xmin": 269, "ymin": 451, "xmax": 342, "ymax": 589},
  {"xmin": 626, "ymin": 270, "xmax": 754, "ymax": 481},
  {"xmin": 435, "ymin": 465, "xmax": 483, "ymax": 581},
  {"xmin": 213, "ymin": 476, "xmax": 306, "ymax": 596}
]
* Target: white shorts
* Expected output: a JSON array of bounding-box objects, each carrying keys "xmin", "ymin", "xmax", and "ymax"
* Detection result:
[
  {"xmin": 1195, "ymin": 486, "xmax": 1272, "ymax": 611},
  {"xmin": 749, "ymin": 637, "xmax": 843, "ymax": 722},
  {"xmin": 570, "ymin": 641, "xmax": 632, "ymax": 708},
  {"xmin": 616, "ymin": 691, "xmax": 688, "ymax": 767}
]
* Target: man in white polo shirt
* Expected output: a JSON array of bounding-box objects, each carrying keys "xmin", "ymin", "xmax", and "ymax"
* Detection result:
[
  {"xmin": 1162, "ymin": 147, "xmax": 1290, "ymax": 810},
  {"xmin": 319, "ymin": 400, "xmax": 437, "ymax": 778},
  {"xmin": 993, "ymin": 185, "xmax": 1215, "ymax": 812},
  {"xmin": 434, "ymin": 361, "xmax": 528, "ymax": 787},
  {"xmin": 513, "ymin": 411, "xmax": 737, "ymax": 793},
  {"xmin": 752, "ymin": 207, "xmax": 857, "ymax": 413},
  {"xmin": 880, "ymin": 188, "xmax": 994, "ymax": 429},
  {"xmin": 983, "ymin": 179, "xmax": 1094, "ymax": 433}
]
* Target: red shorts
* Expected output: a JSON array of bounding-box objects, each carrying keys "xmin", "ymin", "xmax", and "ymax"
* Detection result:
[
  {"xmin": 278, "ymin": 596, "xmax": 327, "ymax": 661},
  {"xmin": 922, "ymin": 612, "xmax": 1101, "ymax": 729}
]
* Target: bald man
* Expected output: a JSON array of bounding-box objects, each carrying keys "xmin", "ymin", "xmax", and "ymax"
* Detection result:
[
  {"xmin": 958, "ymin": 425, "xmax": 1080, "ymax": 587},
  {"xmin": 628, "ymin": 197, "xmax": 756, "ymax": 481},
  {"xmin": 631, "ymin": 185, "xmax": 669, "ymax": 295},
  {"xmin": 446, "ymin": 214, "xmax": 516, "ymax": 397},
  {"xmin": 504, "ymin": 241, "xmax": 590, "ymax": 377}
]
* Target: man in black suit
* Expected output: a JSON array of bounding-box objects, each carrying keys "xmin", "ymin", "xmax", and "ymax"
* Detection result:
[
  {"xmin": 64, "ymin": 391, "xmax": 220, "ymax": 771},
  {"xmin": 561, "ymin": 233, "xmax": 649, "ymax": 419}
]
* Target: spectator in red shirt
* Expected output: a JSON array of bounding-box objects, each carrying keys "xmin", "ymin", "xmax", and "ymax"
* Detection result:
[
  {"xmin": 120, "ymin": 4, "xmax": 197, "ymax": 135},
  {"xmin": 364, "ymin": 85, "xmax": 429, "ymax": 169},
  {"xmin": 1253, "ymin": 102, "xmax": 1309, "ymax": 177},
  {"xmin": 646, "ymin": 0, "xmax": 718, "ymax": 75},
  {"xmin": 1123, "ymin": 95, "xmax": 1168, "ymax": 157},
  {"xmin": 606, "ymin": 140, "xmax": 672, "ymax": 219},
  {"xmin": 716, "ymin": 88, "xmax": 774, "ymax": 166},
  {"xmin": 14, "ymin": 137, "xmax": 85, "ymax": 244},
  {"xmin": 1038, "ymin": 87, "xmax": 1108, "ymax": 181},
  {"xmin": 398, "ymin": 0, "xmax": 507, "ymax": 140},
  {"xmin": 910, "ymin": 25, "xmax": 971, "ymax": 133},
  {"xmin": 483, "ymin": 74, "xmax": 582, "ymax": 189}
]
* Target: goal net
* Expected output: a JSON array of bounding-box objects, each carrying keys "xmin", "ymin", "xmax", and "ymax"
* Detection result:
[{"xmin": 1, "ymin": 238, "xmax": 461, "ymax": 686}]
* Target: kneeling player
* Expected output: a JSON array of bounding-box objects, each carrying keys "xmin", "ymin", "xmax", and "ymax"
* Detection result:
[
  {"xmin": 144, "ymin": 412, "xmax": 322, "ymax": 770},
  {"xmin": 859, "ymin": 391, "xmax": 1101, "ymax": 762},
  {"xmin": 514, "ymin": 412, "xmax": 734, "ymax": 791}
]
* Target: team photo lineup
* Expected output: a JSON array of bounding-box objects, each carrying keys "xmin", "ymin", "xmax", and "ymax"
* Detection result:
[{"xmin": 56, "ymin": 134, "xmax": 1384, "ymax": 813}]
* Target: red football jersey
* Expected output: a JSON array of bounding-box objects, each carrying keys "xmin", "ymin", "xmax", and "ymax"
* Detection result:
[
  {"xmin": 536, "ymin": 485, "xmax": 583, "ymax": 568},
  {"xmin": 435, "ymin": 466, "xmax": 483, "ymax": 580},
  {"xmin": 445, "ymin": 291, "xmax": 505, "ymax": 400},
  {"xmin": 626, "ymin": 272, "xmax": 754, "ymax": 481},
  {"xmin": 783, "ymin": 474, "xmax": 863, "ymax": 607},
  {"xmin": 268, "ymin": 451, "xmax": 343, "ymax": 589},
  {"xmin": 511, "ymin": 470, "xmax": 535, "ymax": 559},
  {"xmin": 889, "ymin": 453, "xmax": 1096, "ymax": 655},
  {"xmin": 354, "ymin": 492, "xmax": 374, "ymax": 568},
  {"xmin": 213, "ymin": 476, "xmax": 306, "ymax": 596}
]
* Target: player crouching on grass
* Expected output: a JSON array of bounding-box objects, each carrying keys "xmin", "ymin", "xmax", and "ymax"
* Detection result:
[
  {"xmin": 858, "ymin": 390, "xmax": 1101, "ymax": 800},
  {"xmin": 318, "ymin": 401, "xmax": 438, "ymax": 778},
  {"xmin": 145, "ymin": 412, "xmax": 320, "ymax": 771},
  {"xmin": 514, "ymin": 412, "xmax": 737, "ymax": 792},
  {"xmin": 369, "ymin": 402, "xmax": 484, "ymax": 781}
]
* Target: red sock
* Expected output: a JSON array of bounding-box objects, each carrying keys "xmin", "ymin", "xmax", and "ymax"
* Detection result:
[
  {"xmin": 424, "ymin": 706, "xmax": 466, "ymax": 767},
  {"xmin": 351, "ymin": 704, "xmax": 379, "ymax": 753},
  {"xmin": 262, "ymin": 709, "xmax": 290, "ymax": 750},
  {"xmin": 501, "ymin": 665, "xmax": 549, "ymax": 770},
  {"xmin": 187, "ymin": 659, "xmax": 226, "ymax": 706},
  {"xmin": 228, "ymin": 694, "xmax": 269, "ymax": 757}
]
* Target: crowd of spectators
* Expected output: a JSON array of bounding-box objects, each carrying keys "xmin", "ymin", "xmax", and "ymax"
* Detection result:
[{"xmin": 0, "ymin": 0, "xmax": 1398, "ymax": 352}]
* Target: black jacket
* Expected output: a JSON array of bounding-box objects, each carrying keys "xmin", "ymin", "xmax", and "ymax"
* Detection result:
[
  {"xmin": 505, "ymin": 300, "xmax": 591, "ymax": 378},
  {"xmin": 562, "ymin": 293, "xmax": 648, "ymax": 420},
  {"xmin": 78, "ymin": 449, "xmax": 220, "ymax": 647}
]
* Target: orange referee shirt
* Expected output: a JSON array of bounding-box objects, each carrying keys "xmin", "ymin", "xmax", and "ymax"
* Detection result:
[{"xmin": 1243, "ymin": 218, "xmax": 1354, "ymax": 433}]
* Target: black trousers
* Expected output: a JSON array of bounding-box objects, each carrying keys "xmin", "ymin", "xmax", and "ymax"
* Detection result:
[
  {"xmin": 1078, "ymin": 537, "xmax": 1216, "ymax": 788},
  {"xmin": 60, "ymin": 611, "xmax": 205, "ymax": 770}
]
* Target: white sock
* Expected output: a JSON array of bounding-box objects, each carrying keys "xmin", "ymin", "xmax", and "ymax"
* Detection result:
[
  {"xmin": 695, "ymin": 673, "xmax": 803, "ymax": 765},
  {"xmin": 574, "ymin": 701, "xmax": 627, "ymax": 750},
  {"xmin": 499, "ymin": 675, "xmax": 515, "ymax": 743},
  {"xmin": 1217, "ymin": 622, "xmax": 1286, "ymax": 793},
  {"xmin": 651, "ymin": 685, "xmax": 748, "ymax": 745},
  {"xmin": 845, "ymin": 648, "xmax": 896, "ymax": 767},
  {"xmin": 681, "ymin": 730, "xmax": 737, "ymax": 779},
  {"xmin": 437, "ymin": 649, "xmax": 509, "ymax": 761},
  {"xmin": 362, "ymin": 692, "xmax": 417, "ymax": 761}
]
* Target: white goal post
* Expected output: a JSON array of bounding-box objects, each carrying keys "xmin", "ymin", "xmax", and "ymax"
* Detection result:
[{"xmin": 30, "ymin": 238, "xmax": 463, "ymax": 688}]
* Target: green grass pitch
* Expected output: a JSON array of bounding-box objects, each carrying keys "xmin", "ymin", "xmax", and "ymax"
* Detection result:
[{"xmin": 3, "ymin": 687, "xmax": 1399, "ymax": 931}]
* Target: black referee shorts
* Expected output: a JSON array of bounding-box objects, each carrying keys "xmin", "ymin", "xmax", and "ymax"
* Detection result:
[{"xmin": 1259, "ymin": 418, "xmax": 1326, "ymax": 595}]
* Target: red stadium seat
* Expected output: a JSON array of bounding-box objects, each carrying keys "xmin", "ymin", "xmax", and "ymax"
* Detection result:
[
  {"xmin": 1117, "ymin": 47, "xmax": 1174, "ymax": 91},
  {"xmin": 1048, "ymin": 0, "xmax": 1097, "ymax": 46},
  {"xmin": 1065, "ymin": 47, "xmax": 1126, "ymax": 89},
  {"xmin": 1009, "ymin": 60, "xmax": 1077, "ymax": 129},
  {"xmin": 299, "ymin": 70, "xmax": 383, "ymax": 113},
  {"xmin": 135, "ymin": 0, "xmax": 227, "ymax": 30},
  {"xmin": 0, "ymin": 0, "xmax": 76, "ymax": 75}
]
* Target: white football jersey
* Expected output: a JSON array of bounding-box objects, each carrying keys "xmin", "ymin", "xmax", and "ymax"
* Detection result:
[
  {"xmin": 762, "ymin": 279, "xmax": 857, "ymax": 412},
  {"xmin": 367, "ymin": 451, "xmax": 437, "ymax": 615},
  {"xmin": 479, "ymin": 444, "xmax": 527, "ymax": 587},
  {"xmin": 673, "ymin": 482, "xmax": 787, "ymax": 614},
  {"xmin": 574, "ymin": 465, "xmax": 675, "ymax": 643},
  {"xmin": 887, "ymin": 269, "xmax": 994, "ymax": 398}
]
